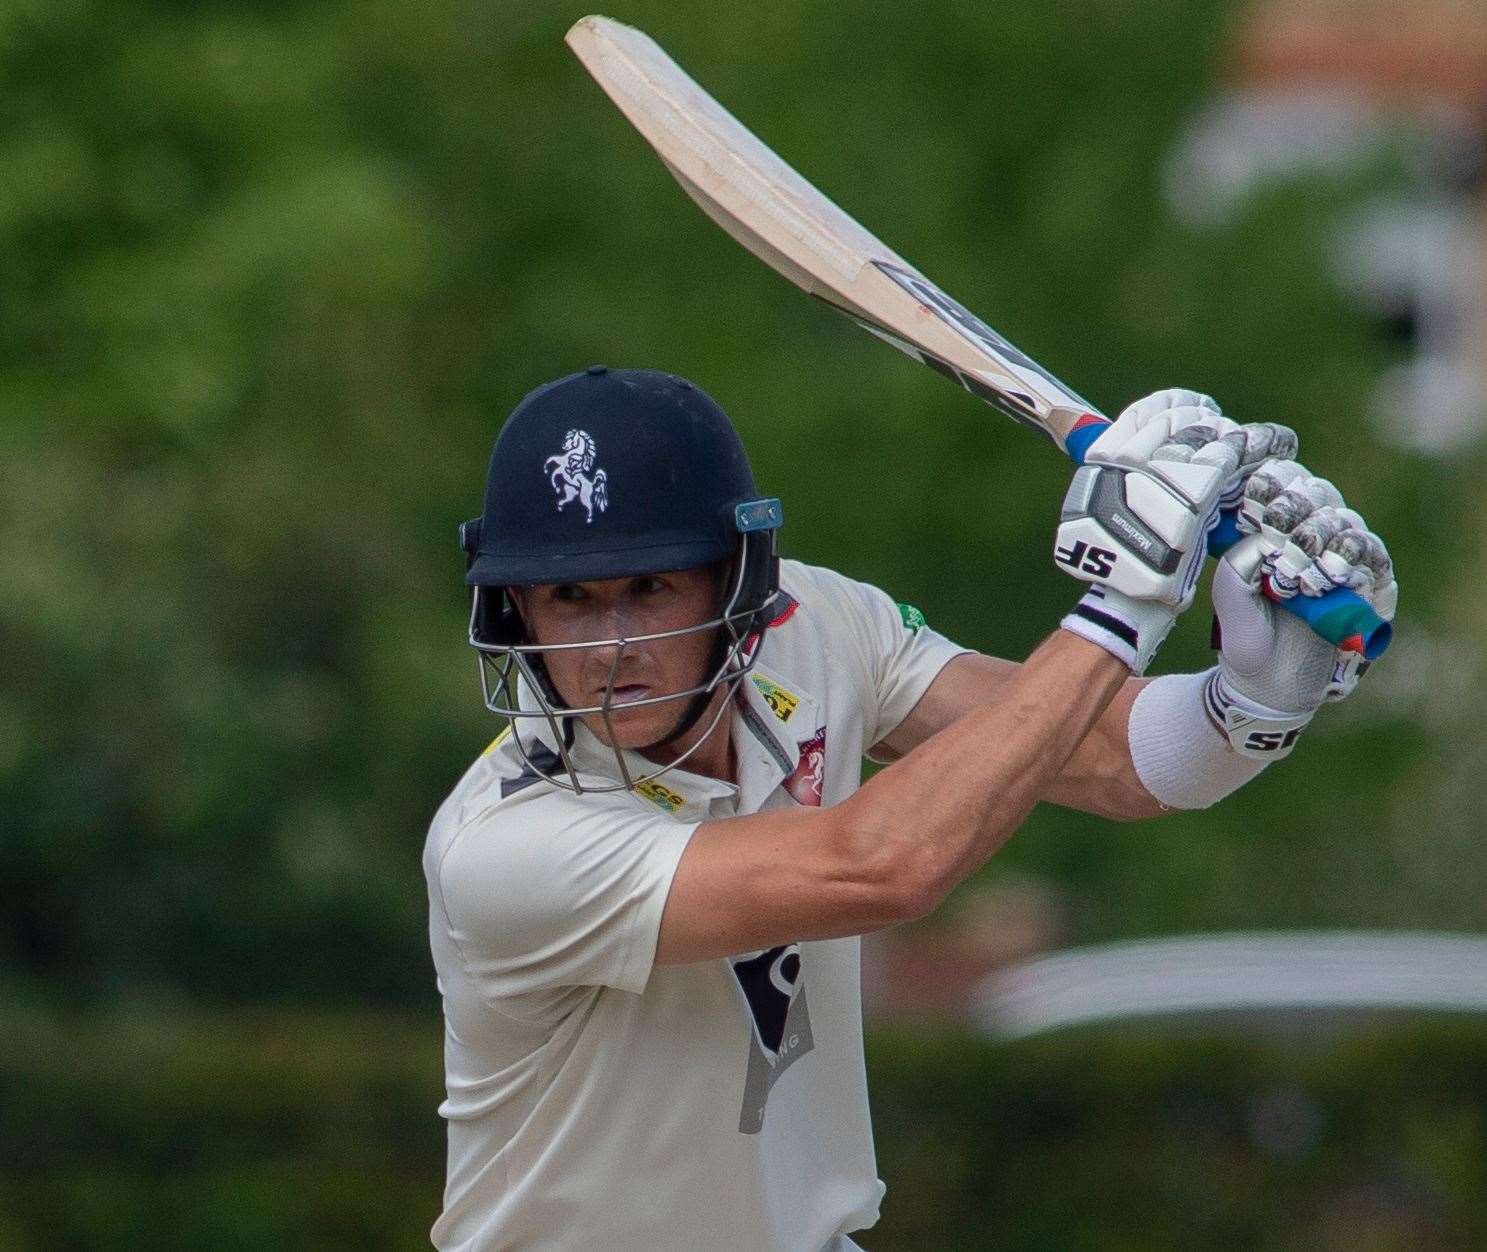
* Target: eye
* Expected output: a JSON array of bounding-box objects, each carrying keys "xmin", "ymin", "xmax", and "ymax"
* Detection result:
[
  {"xmin": 634, "ymin": 576, "xmax": 667, "ymax": 595},
  {"xmin": 551, "ymin": 584, "xmax": 587, "ymax": 603}
]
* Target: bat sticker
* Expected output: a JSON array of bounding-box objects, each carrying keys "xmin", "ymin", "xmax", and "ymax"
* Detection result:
[
  {"xmin": 810, "ymin": 293, "xmax": 1055, "ymax": 441},
  {"xmin": 872, "ymin": 260, "xmax": 1096, "ymax": 416}
]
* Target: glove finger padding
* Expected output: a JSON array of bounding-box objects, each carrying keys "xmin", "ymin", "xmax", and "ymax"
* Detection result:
[
  {"xmin": 1299, "ymin": 520, "xmax": 1397, "ymax": 617},
  {"xmin": 1113, "ymin": 388, "xmax": 1223, "ymax": 429},
  {"xmin": 1238, "ymin": 460, "xmax": 1398, "ymax": 623},
  {"xmin": 1155, "ymin": 420, "xmax": 1297, "ymax": 509}
]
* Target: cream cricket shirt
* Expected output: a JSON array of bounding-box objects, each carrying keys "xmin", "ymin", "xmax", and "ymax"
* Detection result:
[{"xmin": 424, "ymin": 560, "xmax": 968, "ymax": 1251}]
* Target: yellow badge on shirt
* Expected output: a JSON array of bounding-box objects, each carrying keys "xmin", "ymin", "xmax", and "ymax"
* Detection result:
[
  {"xmin": 750, "ymin": 675, "xmax": 800, "ymax": 723},
  {"xmin": 634, "ymin": 779, "xmax": 687, "ymax": 814}
]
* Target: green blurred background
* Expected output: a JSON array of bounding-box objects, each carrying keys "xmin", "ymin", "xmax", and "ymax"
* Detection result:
[{"xmin": 4, "ymin": 0, "xmax": 1484, "ymax": 1246}]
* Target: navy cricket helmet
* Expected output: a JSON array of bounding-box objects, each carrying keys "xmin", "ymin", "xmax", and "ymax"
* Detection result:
[{"xmin": 459, "ymin": 366, "xmax": 784, "ymax": 791}]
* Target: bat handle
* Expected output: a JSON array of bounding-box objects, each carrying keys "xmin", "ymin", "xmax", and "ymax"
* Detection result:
[{"xmin": 1064, "ymin": 416, "xmax": 1391, "ymax": 660}]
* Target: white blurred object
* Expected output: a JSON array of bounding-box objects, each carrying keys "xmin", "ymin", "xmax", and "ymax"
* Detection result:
[
  {"xmin": 1335, "ymin": 199, "xmax": 1487, "ymax": 452},
  {"xmin": 1369, "ymin": 356, "xmax": 1485, "ymax": 453},
  {"xmin": 1166, "ymin": 90, "xmax": 1387, "ymax": 227},
  {"xmin": 1347, "ymin": 616, "xmax": 1480, "ymax": 732},
  {"xmin": 1166, "ymin": 90, "xmax": 1487, "ymax": 455},
  {"xmin": 974, "ymin": 931, "xmax": 1487, "ymax": 1038}
]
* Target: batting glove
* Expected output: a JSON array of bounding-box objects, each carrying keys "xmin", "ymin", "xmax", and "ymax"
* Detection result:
[
  {"xmin": 1208, "ymin": 466, "xmax": 1397, "ymax": 758},
  {"xmin": 1057, "ymin": 390, "xmax": 1244, "ymax": 673}
]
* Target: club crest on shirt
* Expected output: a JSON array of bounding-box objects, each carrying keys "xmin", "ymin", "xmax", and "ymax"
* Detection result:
[
  {"xmin": 784, "ymin": 727, "xmax": 826, "ymax": 806},
  {"xmin": 730, "ymin": 943, "xmax": 815, "ymax": 1135},
  {"xmin": 543, "ymin": 429, "xmax": 609, "ymax": 522},
  {"xmin": 750, "ymin": 674, "xmax": 799, "ymax": 723}
]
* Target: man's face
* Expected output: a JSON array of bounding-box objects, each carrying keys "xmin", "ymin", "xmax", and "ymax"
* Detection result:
[{"xmin": 511, "ymin": 565, "xmax": 724, "ymax": 751}]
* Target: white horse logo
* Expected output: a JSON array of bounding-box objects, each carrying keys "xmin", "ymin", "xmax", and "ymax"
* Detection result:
[{"xmin": 543, "ymin": 429, "xmax": 609, "ymax": 523}]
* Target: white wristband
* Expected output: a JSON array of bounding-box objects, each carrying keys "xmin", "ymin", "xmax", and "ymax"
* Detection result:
[
  {"xmin": 1128, "ymin": 668, "xmax": 1269, "ymax": 809},
  {"xmin": 1060, "ymin": 586, "xmax": 1177, "ymax": 675}
]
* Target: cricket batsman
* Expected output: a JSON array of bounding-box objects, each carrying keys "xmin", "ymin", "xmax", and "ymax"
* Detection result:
[{"xmin": 423, "ymin": 365, "xmax": 1395, "ymax": 1250}]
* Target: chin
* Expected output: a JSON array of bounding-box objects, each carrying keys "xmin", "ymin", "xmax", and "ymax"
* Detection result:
[{"xmin": 581, "ymin": 706, "xmax": 678, "ymax": 751}]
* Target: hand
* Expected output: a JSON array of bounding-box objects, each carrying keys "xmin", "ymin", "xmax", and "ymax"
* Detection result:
[
  {"xmin": 1057, "ymin": 390, "xmax": 1233, "ymax": 607},
  {"xmin": 1208, "ymin": 465, "xmax": 1397, "ymax": 757},
  {"xmin": 1056, "ymin": 389, "xmax": 1284, "ymax": 673},
  {"xmin": 1234, "ymin": 460, "xmax": 1397, "ymax": 617},
  {"xmin": 1106, "ymin": 389, "xmax": 1299, "ymax": 514}
]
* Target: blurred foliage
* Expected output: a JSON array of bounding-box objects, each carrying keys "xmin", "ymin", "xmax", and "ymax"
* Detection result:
[
  {"xmin": 868, "ymin": 1022, "xmax": 1487, "ymax": 1250},
  {"xmin": 4, "ymin": 0, "xmax": 1486, "ymax": 1245},
  {"xmin": 3, "ymin": 0, "xmax": 1466, "ymax": 1009},
  {"xmin": 3, "ymin": 999, "xmax": 1487, "ymax": 1249}
]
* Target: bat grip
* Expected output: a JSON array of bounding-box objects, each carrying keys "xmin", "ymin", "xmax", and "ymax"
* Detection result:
[{"xmin": 1065, "ymin": 416, "xmax": 1391, "ymax": 660}]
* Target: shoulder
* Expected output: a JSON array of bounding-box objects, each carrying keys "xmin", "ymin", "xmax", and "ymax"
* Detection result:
[
  {"xmin": 424, "ymin": 738, "xmax": 656, "ymax": 905},
  {"xmin": 755, "ymin": 561, "xmax": 904, "ymax": 726},
  {"xmin": 425, "ymin": 742, "xmax": 698, "ymax": 995},
  {"xmin": 778, "ymin": 558, "xmax": 870, "ymax": 607},
  {"xmin": 775, "ymin": 559, "xmax": 895, "ymax": 632},
  {"xmin": 773, "ymin": 558, "xmax": 916, "ymax": 656}
]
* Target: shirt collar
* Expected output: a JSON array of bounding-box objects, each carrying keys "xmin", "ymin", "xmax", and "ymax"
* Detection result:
[
  {"xmin": 513, "ymin": 662, "xmax": 823, "ymax": 819},
  {"xmin": 556, "ymin": 700, "xmax": 739, "ymax": 821}
]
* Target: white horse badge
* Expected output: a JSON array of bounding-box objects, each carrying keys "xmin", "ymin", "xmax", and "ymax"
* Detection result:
[{"xmin": 544, "ymin": 429, "xmax": 609, "ymax": 523}]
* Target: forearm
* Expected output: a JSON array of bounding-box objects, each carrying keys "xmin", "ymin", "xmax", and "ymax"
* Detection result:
[
  {"xmin": 841, "ymin": 630, "xmax": 1129, "ymax": 907},
  {"xmin": 1052, "ymin": 666, "xmax": 1278, "ymax": 817},
  {"xmin": 1040, "ymin": 675, "xmax": 1168, "ymax": 820},
  {"xmin": 887, "ymin": 652, "xmax": 1268, "ymax": 820}
]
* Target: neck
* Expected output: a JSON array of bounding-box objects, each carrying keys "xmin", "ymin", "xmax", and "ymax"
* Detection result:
[{"xmin": 640, "ymin": 685, "xmax": 736, "ymax": 784}]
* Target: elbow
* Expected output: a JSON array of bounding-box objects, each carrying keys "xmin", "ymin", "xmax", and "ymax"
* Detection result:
[
  {"xmin": 882, "ymin": 846, "xmax": 950, "ymax": 922},
  {"xmin": 821, "ymin": 808, "xmax": 949, "ymax": 928},
  {"xmin": 865, "ymin": 860, "xmax": 942, "ymax": 926},
  {"xmin": 888, "ymin": 873, "xmax": 945, "ymax": 925}
]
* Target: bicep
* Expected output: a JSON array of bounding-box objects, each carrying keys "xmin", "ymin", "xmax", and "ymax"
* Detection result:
[
  {"xmin": 870, "ymin": 653, "xmax": 1018, "ymax": 761},
  {"xmin": 871, "ymin": 650, "xmax": 1160, "ymax": 818},
  {"xmin": 654, "ymin": 806, "xmax": 910, "ymax": 965}
]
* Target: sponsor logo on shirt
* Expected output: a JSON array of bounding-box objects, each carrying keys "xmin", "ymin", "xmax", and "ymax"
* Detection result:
[
  {"xmin": 731, "ymin": 944, "xmax": 815, "ymax": 1135},
  {"xmin": 898, "ymin": 602, "xmax": 927, "ymax": 634},
  {"xmin": 750, "ymin": 675, "xmax": 800, "ymax": 723},
  {"xmin": 784, "ymin": 727, "xmax": 826, "ymax": 807},
  {"xmin": 633, "ymin": 778, "xmax": 686, "ymax": 813}
]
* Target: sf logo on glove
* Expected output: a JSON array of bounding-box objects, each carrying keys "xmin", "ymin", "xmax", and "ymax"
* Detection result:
[{"xmin": 1055, "ymin": 538, "xmax": 1117, "ymax": 580}]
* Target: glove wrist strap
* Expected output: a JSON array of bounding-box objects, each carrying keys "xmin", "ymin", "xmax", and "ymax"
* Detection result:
[{"xmin": 1205, "ymin": 671, "xmax": 1314, "ymax": 759}]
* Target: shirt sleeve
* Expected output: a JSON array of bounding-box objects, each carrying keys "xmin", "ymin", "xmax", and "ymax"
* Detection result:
[
  {"xmin": 806, "ymin": 565, "xmax": 971, "ymax": 748},
  {"xmin": 436, "ymin": 791, "xmax": 697, "ymax": 1001}
]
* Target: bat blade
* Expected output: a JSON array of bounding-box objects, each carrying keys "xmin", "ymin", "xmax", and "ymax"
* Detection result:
[
  {"xmin": 564, "ymin": 15, "xmax": 1390, "ymax": 658},
  {"xmin": 565, "ymin": 14, "xmax": 1100, "ymax": 450}
]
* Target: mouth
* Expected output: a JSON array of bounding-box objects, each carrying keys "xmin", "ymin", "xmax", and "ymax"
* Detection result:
[{"xmin": 604, "ymin": 684, "xmax": 652, "ymax": 705}]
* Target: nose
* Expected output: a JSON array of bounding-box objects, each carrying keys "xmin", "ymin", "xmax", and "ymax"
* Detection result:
[
  {"xmin": 583, "ymin": 612, "xmax": 640, "ymax": 685},
  {"xmin": 587, "ymin": 636, "xmax": 624, "ymax": 673}
]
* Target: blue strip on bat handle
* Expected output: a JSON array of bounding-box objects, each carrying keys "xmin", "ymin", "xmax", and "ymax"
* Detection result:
[{"xmin": 1065, "ymin": 417, "xmax": 1390, "ymax": 660}]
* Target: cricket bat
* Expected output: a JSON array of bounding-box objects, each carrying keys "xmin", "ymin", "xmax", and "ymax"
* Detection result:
[{"xmin": 564, "ymin": 15, "xmax": 1389, "ymax": 658}]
